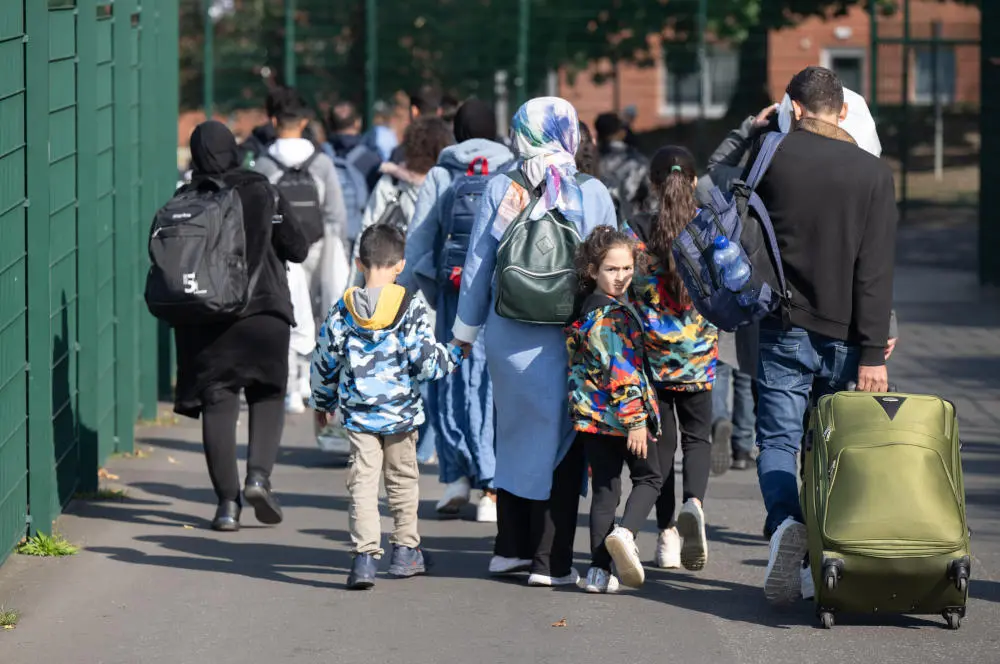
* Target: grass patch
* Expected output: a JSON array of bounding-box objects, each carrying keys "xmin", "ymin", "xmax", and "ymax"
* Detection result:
[
  {"xmin": 74, "ymin": 487, "xmax": 127, "ymax": 501},
  {"xmin": 16, "ymin": 533, "xmax": 79, "ymax": 557},
  {"xmin": 110, "ymin": 447, "xmax": 151, "ymax": 460},
  {"xmin": 0, "ymin": 606, "xmax": 19, "ymax": 629}
]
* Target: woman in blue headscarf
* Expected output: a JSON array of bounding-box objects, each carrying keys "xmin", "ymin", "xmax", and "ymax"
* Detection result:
[{"xmin": 451, "ymin": 98, "xmax": 617, "ymax": 586}]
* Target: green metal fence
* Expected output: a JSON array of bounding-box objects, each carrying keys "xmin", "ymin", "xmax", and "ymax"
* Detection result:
[{"xmin": 0, "ymin": 0, "xmax": 178, "ymax": 565}]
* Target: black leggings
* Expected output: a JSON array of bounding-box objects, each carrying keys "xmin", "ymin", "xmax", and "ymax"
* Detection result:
[
  {"xmin": 494, "ymin": 441, "xmax": 585, "ymax": 577},
  {"xmin": 583, "ymin": 431, "xmax": 663, "ymax": 571},
  {"xmin": 655, "ymin": 389, "xmax": 713, "ymax": 529},
  {"xmin": 201, "ymin": 387, "xmax": 286, "ymax": 502}
]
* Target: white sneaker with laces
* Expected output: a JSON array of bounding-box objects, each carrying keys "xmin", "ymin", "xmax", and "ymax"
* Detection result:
[
  {"xmin": 476, "ymin": 493, "xmax": 497, "ymax": 523},
  {"xmin": 488, "ymin": 556, "xmax": 532, "ymax": 575},
  {"xmin": 764, "ymin": 517, "xmax": 809, "ymax": 605},
  {"xmin": 435, "ymin": 477, "xmax": 471, "ymax": 515},
  {"xmin": 527, "ymin": 568, "xmax": 580, "ymax": 587},
  {"xmin": 604, "ymin": 526, "xmax": 645, "ymax": 588},
  {"xmin": 655, "ymin": 527, "xmax": 681, "ymax": 569},
  {"xmin": 583, "ymin": 567, "xmax": 620, "ymax": 594},
  {"xmin": 801, "ymin": 565, "xmax": 815, "ymax": 601},
  {"xmin": 677, "ymin": 500, "xmax": 708, "ymax": 571}
]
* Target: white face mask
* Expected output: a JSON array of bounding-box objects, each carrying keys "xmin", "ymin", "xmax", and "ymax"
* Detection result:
[{"xmin": 777, "ymin": 87, "xmax": 883, "ymax": 158}]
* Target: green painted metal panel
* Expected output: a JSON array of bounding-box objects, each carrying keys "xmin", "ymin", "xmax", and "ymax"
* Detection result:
[{"xmin": 0, "ymin": 0, "xmax": 28, "ymax": 564}]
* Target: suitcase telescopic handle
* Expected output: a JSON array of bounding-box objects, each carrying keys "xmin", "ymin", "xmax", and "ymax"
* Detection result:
[{"xmin": 844, "ymin": 381, "xmax": 898, "ymax": 393}]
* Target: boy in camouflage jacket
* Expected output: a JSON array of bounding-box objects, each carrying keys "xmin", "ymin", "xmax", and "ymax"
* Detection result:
[{"xmin": 311, "ymin": 224, "xmax": 463, "ymax": 590}]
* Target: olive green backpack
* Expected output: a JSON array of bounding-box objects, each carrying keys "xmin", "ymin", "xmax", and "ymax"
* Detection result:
[{"xmin": 494, "ymin": 171, "xmax": 592, "ymax": 326}]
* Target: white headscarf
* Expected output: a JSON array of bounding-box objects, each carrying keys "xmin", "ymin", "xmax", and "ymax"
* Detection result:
[{"xmin": 777, "ymin": 87, "xmax": 882, "ymax": 157}]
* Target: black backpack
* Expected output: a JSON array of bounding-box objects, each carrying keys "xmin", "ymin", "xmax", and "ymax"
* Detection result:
[
  {"xmin": 144, "ymin": 178, "xmax": 258, "ymax": 326},
  {"xmin": 262, "ymin": 152, "xmax": 324, "ymax": 244}
]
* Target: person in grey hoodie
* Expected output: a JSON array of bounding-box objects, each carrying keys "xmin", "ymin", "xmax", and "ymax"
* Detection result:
[
  {"xmin": 252, "ymin": 87, "xmax": 349, "ymax": 322},
  {"xmin": 402, "ymin": 99, "xmax": 516, "ymax": 524}
]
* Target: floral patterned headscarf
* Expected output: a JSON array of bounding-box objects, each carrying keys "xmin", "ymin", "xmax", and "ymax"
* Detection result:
[{"xmin": 510, "ymin": 97, "xmax": 584, "ymax": 225}]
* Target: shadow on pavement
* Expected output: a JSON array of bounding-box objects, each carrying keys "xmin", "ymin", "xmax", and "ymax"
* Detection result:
[
  {"xmin": 132, "ymin": 481, "xmax": 351, "ymax": 513},
  {"xmin": 143, "ymin": 437, "xmax": 349, "ymax": 470},
  {"xmin": 88, "ymin": 535, "xmax": 351, "ymax": 590},
  {"xmin": 970, "ymin": 579, "xmax": 1000, "ymax": 604}
]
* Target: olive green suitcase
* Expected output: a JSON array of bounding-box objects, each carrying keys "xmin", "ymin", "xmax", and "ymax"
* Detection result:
[{"xmin": 802, "ymin": 392, "xmax": 971, "ymax": 629}]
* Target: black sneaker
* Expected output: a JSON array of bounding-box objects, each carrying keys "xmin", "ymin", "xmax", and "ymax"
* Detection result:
[
  {"xmin": 243, "ymin": 474, "xmax": 283, "ymax": 525},
  {"xmin": 710, "ymin": 420, "xmax": 733, "ymax": 476},
  {"xmin": 347, "ymin": 553, "xmax": 378, "ymax": 590},
  {"xmin": 387, "ymin": 545, "xmax": 427, "ymax": 578}
]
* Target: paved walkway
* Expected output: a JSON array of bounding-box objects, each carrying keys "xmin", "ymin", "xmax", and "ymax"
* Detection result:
[{"xmin": 2, "ymin": 219, "xmax": 999, "ymax": 664}]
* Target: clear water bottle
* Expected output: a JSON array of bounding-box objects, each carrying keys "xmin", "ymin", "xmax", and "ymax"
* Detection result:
[{"xmin": 712, "ymin": 236, "xmax": 751, "ymax": 292}]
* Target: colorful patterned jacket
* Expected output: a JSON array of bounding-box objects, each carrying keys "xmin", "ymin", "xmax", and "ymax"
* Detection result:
[
  {"xmin": 623, "ymin": 214, "xmax": 718, "ymax": 391},
  {"xmin": 310, "ymin": 284, "xmax": 462, "ymax": 434},
  {"xmin": 566, "ymin": 293, "xmax": 661, "ymax": 438}
]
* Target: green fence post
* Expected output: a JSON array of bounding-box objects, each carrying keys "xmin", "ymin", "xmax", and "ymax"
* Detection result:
[
  {"xmin": 137, "ymin": 0, "xmax": 161, "ymax": 421},
  {"xmin": 365, "ymin": 0, "xmax": 377, "ymax": 127},
  {"xmin": 159, "ymin": 0, "xmax": 180, "ymax": 403},
  {"xmin": 982, "ymin": 1, "xmax": 1000, "ymax": 285},
  {"xmin": 203, "ymin": 0, "xmax": 213, "ymax": 118},
  {"xmin": 25, "ymin": 0, "xmax": 56, "ymax": 534},
  {"xmin": 515, "ymin": 0, "xmax": 529, "ymax": 106},
  {"xmin": 76, "ymin": 0, "xmax": 101, "ymax": 492},
  {"xmin": 114, "ymin": 0, "xmax": 138, "ymax": 453},
  {"xmin": 284, "ymin": 0, "xmax": 296, "ymax": 87}
]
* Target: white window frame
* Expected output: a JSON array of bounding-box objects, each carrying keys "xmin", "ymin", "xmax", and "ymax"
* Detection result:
[
  {"xmin": 820, "ymin": 47, "xmax": 867, "ymax": 95},
  {"xmin": 657, "ymin": 49, "xmax": 732, "ymax": 120}
]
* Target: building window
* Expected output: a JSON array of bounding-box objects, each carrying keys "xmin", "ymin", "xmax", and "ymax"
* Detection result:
[
  {"xmin": 660, "ymin": 46, "xmax": 739, "ymax": 118},
  {"xmin": 822, "ymin": 49, "xmax": 866, "ymax": 95},
  {"xmin": 914, "ymin": 47, "xmax": 956, "ymax": 104}
]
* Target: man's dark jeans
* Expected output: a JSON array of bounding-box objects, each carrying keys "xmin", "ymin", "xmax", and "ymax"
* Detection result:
[{"xmin": 755, "ymin": 322, "xmax": 860, "ymax": 538}]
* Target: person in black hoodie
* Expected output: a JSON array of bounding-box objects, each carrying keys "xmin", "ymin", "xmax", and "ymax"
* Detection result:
[
  {"xmin": 174, "ymin": 121, "xmax": 311, "ymax": 531},
  {"xmin": 749, "ymin": 67, "xmax": 897, "ymax": 606}
]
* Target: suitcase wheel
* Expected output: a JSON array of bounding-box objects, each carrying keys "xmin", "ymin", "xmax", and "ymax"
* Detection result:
[
  {"xmin": 943, "ymin": 611, "xmax": 962, "ymax": 630},
  {"xmin": 819, "ymin": 611, "xmax": 835, "ymax": 629},
  {"xmin": 822, "ymin": 558, "xmax": 844, "ymax": 592},
  {"xmin": 949, "ymin": 556, "xmax": 971, "ymax": 593}
]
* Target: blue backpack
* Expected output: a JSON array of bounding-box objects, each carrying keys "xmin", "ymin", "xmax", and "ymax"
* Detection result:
[
  {"xmin": 671, "ymin": 132, "xmax": 790, "ymax": 332},
  {"xmin": 323, "ymin": 143, "xmax": 369, "ymax": 243},
  {"xmin": 437, "ymin": 156, "xmax": 493, "ymax": 290}
]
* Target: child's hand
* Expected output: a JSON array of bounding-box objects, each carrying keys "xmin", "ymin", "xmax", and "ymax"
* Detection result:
[
  {"xmin": 450, "ymin": 339, "xmax": 472, "ymax": 359},
  {"xmin": 315, "ymin": 410, "xmax": 331, "ymax": 429},
  {"xmin": 627, "ymin": 426, "xmax": 648, "ymax": 459}
]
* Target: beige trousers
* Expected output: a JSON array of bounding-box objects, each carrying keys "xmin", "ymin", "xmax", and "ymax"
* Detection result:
[{"xmin": 347, "ymin": 430, "xmax": 420, "ymax": 556}]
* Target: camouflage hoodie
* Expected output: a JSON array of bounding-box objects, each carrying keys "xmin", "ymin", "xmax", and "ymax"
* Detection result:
[
  {"xmin": 310, "ymin": 284, "xmax": 462, "ymax": 435},
  {"xmin": 566, "ymin": 293, "xmax": 660, "ymax": 438}
]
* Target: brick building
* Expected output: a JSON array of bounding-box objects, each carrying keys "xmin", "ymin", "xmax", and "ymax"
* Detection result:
[{"xmin": 559, "ymin": 0, "xmax": 981, "ymax": 132}]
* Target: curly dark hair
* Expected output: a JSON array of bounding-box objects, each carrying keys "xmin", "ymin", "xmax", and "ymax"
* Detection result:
[
  {"xmin": 648, "ymin": 145, "xmax": 697, "ymax": 309},
  {"xmin": 402, "ymin": 116, "xmax": 454, "ymax": 174},
  {"xmin": 574, "ymin": 226, "xmax": 646, "ymax": 295}
]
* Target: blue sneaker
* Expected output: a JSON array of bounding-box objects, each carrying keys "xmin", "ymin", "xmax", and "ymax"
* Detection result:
[
  {"xmin": 387, "ymin": 546, "xmax": 427, "ymax": 578},
  {"xmin": 347, "ymin": 553, "xmax": 378, "ymax": 590}
]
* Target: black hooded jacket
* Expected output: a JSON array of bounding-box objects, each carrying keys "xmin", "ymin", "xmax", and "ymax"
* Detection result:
[{"xmin": 186, "ymin": 121, "xmax": 310, "ymax": 325}]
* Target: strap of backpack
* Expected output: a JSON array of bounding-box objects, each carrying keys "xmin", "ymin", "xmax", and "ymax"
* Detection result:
[
  {"xmin": 345, "ymin": 144, "xmax": 368, "ymax": 165},
  {"xmin": 298, "ymin": 151, "xmax": 321, "ymax": 172},
  {"xmin": 745, "ymin": 132, "xmax": 786, "ymax": 190},
  {"xmin": 258, "ymin": 153, "xmax": 289, "ymax": 173}
]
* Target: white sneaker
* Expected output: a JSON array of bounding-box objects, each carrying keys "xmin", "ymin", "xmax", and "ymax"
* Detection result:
[
  {"xmin": 655, "ymin": 527, "xmax": 681, "ymax": 569},
  {"xmin": 435, "ymin": 477, "xmax": 471, "ymax": 515},
  {"xmin": 476, "ymin": 493, "xmax": 497, "ymax": 523},
  {"xmin": 604, "ymin": 526, "xmax": 645, "ymax": 588},
  {"xmin": 801, "ymin": 565, "xmax": 815, "ymax": 601},
  {"xmin": 488, "ymin": 556, "xmax": 531, "ymax": 575},
  {"xmin": 284, "ymin": 394, "xmax": 306, "ymax": 414},
  {"xmin": 583, "ymin": 567, "xmax": 620, "ymax": 594},
  {"xmin": 527, "ymin": 568, "xmax": 580, "ymax": 587},
  {"xmin": 677, "ymin": 500, "xmax": 708, "ymax": 571},
  {"xmin": 764, "ymin": 517, "xmax": 809, "ymax": 605}
]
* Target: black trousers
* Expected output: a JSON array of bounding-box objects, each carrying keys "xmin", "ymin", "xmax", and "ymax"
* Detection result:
[
  {"xmin": 494, "ymin": 441, "xmax": 585, "ymax": 577},
  {"xmin": 201, "ymin": 386, "xmax": 286, "ymax": 502},
  {"xmin": 583, "ymin": 431, "xmax": 664, "ymax": 571},
  {"xmin": 654, "ymin": 389, "xmax": 714, "ymax": 529}
]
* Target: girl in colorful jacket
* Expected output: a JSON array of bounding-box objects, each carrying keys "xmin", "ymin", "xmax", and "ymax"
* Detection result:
[
  {"xmin": 566, "ymin": 226, "xmax": 662, "ymax": 594},
  {"xmin": 623, "ymin": 146, "xmax": 718, "ymax": 574}
]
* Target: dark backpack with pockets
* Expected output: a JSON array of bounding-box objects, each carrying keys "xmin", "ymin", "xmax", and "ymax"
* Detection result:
[
  {"xmin": 334, "ymin": 144, "xmax": 370, "ymax": 243},
  {"xmin": 671, "ymin": 132, "xmax": 789, "ymax": 332},
  {"xmin": 145, "ymin": 178, "xmax": 259, "ymax": 326},
  {"xmin": 373, "ymin": 177, "xmax": 410, "ymax": 233},
  {"xmin": 494, "ymin": 170, "xmax": 592, "ymax": 325},
  {"xmin": 438, "ymin": 157, "xmax": 492, "ymax": 289},
  {"xmin": 263, "ymin": 152, "xmax": 324, "ymax": 244}
]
